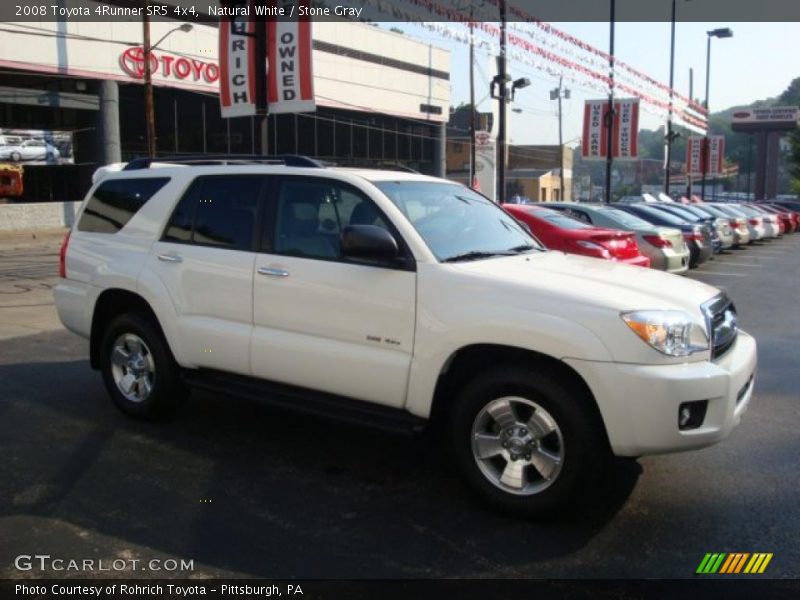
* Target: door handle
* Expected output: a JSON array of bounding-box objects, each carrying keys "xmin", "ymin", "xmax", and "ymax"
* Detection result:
[
  {"xmin": 157, "ymin": 253, "xmax": 183, "ymax": 263},
  {"xmin": 257, "ymin": 267, "xmax": 290, "ymax": 277}
]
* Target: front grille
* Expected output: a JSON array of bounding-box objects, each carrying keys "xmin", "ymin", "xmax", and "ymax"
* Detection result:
[{"xmin": 702, "ymin": 293, "xmax": 738, "ymax": 359}]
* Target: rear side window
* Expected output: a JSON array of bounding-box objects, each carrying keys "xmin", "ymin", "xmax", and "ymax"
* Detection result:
[
  {"xmin": 78, "ymin": 177, "xmax": 169, "ymax": 233},
  {"xmin": 163, "ymin": 176, "xmax": 262, "ymax": 251}
]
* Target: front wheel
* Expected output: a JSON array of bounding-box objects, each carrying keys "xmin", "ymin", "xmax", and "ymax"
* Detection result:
[
  {"xmin": 449, "ymin": 366, "xmax": 610, "ymax": 517},
  {"xmin": 99, "ymin": 313, "xmax": 187, "ymax": 420}
]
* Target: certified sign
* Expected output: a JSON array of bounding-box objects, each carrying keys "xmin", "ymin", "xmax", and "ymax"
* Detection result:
[{"xmin": 731, "ymin": 106, "xmax": 799, "ymax": 132}]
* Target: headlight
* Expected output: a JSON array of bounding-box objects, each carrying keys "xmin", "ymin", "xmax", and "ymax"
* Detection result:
[{"xmin": 621, "ymin": 310, "xmax": 709, "ymax": 357}]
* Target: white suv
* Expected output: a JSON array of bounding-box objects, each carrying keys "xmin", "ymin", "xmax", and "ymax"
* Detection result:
[{"xmin": 55, "ymin": 157, "xmax": 757, "ymax": 516}]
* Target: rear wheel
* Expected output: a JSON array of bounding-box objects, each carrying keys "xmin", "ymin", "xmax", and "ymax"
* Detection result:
[
  {"xmin": 99, "ymin": 314, "xmax": 187, "ymax": 420},
  {"xmin": 449, "ymin": 366, "xmax": 609, "ymax": 517}
]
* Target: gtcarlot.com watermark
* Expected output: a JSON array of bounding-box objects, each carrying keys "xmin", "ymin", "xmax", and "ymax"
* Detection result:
[{"xmin": 14, "ymin": 554, "xmax": 194, "ymax": 573}]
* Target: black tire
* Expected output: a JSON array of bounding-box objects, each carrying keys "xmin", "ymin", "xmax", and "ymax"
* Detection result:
[
  {"xmin": 99, "ymin": 313, "xmax": 187, "ymax": 420},
  {"xmin": 448, "ymin": 366, "xmax": 610, "ymax": 518}
]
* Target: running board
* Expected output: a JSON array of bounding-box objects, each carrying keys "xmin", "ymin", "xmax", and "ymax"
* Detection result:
[{"xmin": 181, "ymin": 369, "xmax": 427, "ymax": 436}]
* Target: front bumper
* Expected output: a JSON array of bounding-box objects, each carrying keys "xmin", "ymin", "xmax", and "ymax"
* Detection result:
[{"xmin": 564, "ymin": 331, "xmax": 757, "ymax": 457}]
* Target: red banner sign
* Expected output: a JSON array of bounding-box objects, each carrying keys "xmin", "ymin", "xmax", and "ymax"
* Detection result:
[
  {"xmin": 267, "ymin": 13, "xmax": 315, "ymax": 114},
  {"xmin": 687, "ymin": 136, "xmax": 724, "ymax": 177},
  {"xmin": 219, "ymin": 9, "xmax": 258, "ymax": 118},
  {"xmin": 581, "ymin": 98, "xmax": 639, "ymax": 161}
]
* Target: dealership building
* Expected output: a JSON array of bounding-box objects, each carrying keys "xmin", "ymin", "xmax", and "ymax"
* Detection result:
[{"xmin": 0, "ymin": 17, "xmax": 450, "ymax": 201}]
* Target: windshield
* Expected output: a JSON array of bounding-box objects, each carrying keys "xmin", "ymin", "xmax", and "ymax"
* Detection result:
[
  {"xmin": 375, "ymin": 181, "xmax": 542, "ymax": 262},
  {"xmin": 601, "ymin": 207, "xmax": 654, "ymax": 229},
  {"xmin": 714, "ymin": 204, "xmax": 745, "ymax": 218},
  {"xmin": 633, "ymin": 205, "xmax": 689, "ymax": 226},
  {"xmin": 660, "ymin": 205, "xmax": 702, "ymax": 221},
  {"xmin": 697, "ymin": 205, "xmax": 727, "ymax": 219},
  {"xmin": 535, "ymin": 209, "xmax": 593, "ymax": 230}
]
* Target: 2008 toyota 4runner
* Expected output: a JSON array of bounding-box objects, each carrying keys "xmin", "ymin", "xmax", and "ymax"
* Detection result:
[{"xmin": 55, "ymin": 157, "xmax": 757, "ymax": 516}]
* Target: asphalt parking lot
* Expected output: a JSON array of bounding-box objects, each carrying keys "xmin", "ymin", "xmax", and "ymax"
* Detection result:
[{"xmin": 0, "ymin": 231, "xmax": 798, "ymax": 579}]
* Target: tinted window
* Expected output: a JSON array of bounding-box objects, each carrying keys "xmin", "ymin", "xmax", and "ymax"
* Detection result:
[
  {"xmin": 163, "ymin": 176, "xmax": 261, "ymax": 250},
  {"xmin": 561, "ymin": 208, "xmax": 593, "ymax": 224},
  {"xmin": 78, "ymin": 177, "xmax": 169, "ymax": 233},
  {"xmin": 632, "ymin": 205, "xmax": 688, "ymax": 226},
  {"xmin": 535, "ymin": 209, "xmax": 593, "ymax": 230},
  {"xmin": 600, "ymin": 207, "xmax": 654, "ymax": 229},
  {"xmin": 272, "ymin": 179, "xmax": 390, "ymax": 260}
]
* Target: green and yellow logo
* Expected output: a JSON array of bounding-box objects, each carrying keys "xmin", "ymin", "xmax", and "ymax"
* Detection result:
[{"xmin": 696, "ymin": 552, "xmax": 773, "ymax": 574}]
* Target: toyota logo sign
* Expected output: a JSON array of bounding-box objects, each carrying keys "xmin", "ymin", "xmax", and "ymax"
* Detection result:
[{"xmin": 119, "ymin": 47, "xmax": 219, "ymax": 84}]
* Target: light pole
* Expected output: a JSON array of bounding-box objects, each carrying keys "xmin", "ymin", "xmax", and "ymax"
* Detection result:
[
  {"xmin": 551, "ymin": 77, "xmax": 570, "ymax": 201},
  {"xmin": 604, "ymin": 0, "xmax": 615, "ymax": 204},
  {"xmin": 701, "ymin": 27, "xmax": 733, "ymax": 200},
  {"xmin": 142, "ymin": 10, "xmax": 193, "ymax": 158},
  {"xmin": 491, "ymin": 64, "xmax": 529, "ymax": 204},
  {"xmin": 664, "ymin": 0, "xmax": 679, "ymax": 197},
  {"xmin": 495, "ymin": 0, "xmax": 508, "ymax": 203}
]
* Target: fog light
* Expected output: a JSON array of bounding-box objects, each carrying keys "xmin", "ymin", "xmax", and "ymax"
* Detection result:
[{"xmin": 678, "ymin": 400, "xmax": 708, "ymax": 430}]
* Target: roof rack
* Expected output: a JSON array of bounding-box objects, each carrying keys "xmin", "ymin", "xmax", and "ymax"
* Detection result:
[
  {"xmin": 122, "ymin": 154, "xmax": 326, "ymax": 170},
  {"xmin": 332, "ymin": 160, "xmax": 421, "ymax": 174}
]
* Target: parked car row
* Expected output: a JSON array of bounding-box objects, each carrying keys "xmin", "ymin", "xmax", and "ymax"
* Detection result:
[{"xmin": 502, "ymin": 196, "xmax": 800, "ymax": 272}]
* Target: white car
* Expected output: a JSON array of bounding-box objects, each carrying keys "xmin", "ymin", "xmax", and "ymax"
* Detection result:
[
  {"xmin": 54, "ymin": 158, "xmax": 757, "ymax": 516},
  {"xmin": 0, "ymin": 139, "xmax": 60, "ymax": 162}
]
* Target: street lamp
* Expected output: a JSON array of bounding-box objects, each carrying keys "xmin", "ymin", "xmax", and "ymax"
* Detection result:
[
  {"xmin": 664, "ymin": 0, "xmax": 683, "ymax": 197},
  {"xmin": 491, "ymin": 72, "xmax": 529, "ymax": 203},
  {"xmin": 701, "ymin": 27, "xmax": 733, "ymax": 200},
  {"xmin": 143, "ymin": 9, "xmax": 193, "ymax": 158}
]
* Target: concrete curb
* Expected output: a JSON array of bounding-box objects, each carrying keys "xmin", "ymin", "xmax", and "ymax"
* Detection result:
[{"xmin": 0, "ymin": 202, "xmax": 81, "ymax": 232}]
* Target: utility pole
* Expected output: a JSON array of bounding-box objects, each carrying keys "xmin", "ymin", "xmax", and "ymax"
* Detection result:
[
  {"xmin": 143, "ymin": 0, "xmax": 156, "ymax": 158},
  {"xmin": 469, "ymin": 18, "xmax": 476, "ymax": 189},
  {"xmin": 664, "ymin": 0, "xmax": 677, "ymax": 196},
  {"xmin": 687, "ymin": 67, "xmax": 694, "ymax": 197},
  {"xmin": 496, "ymin": 0, "xmax": 507, "ymax": 204},
  {"xmin": 551, "ymin": 77, "xmax": 569, "ymax": 201},
  {"xmin": 604, "ymin": 0, "xmax": 616, "ymax": 204}
]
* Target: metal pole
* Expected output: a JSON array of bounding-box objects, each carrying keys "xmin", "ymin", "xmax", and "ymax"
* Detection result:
[
  {"xmin": 255, "ymin": 16, "xmax": 269, "ymax": 154},
  {"xmin": 469, "ymin": 19, "xmax": 476, "ymax": 189},
  {"xmin": 686, "ymin": 68, "xmax": 694, "ymax": 197},
  {"xmin": 557, "ymin": 76, "xmax": 564, "ymax": 201},
  {"xmin": 702, "ymin": 34, "xmax": 711, "ymax": 201},
  {"xmin": 143, "ymin": 1, "xmax": 156, "ymax": 158},
  {"xmin": 747, "ymin": 133, "xmax": 753, "ymax": 199},
  {"xmin": 604, "ymin": 0, "xmax": 615, "ymax": 204},
  {"xmin": 497, "ymin": 0, "xmax": 507, "ymax": 204},
  {"xmin": 665, "ymin": 0, "xmax": 676, "ymax": 196}
]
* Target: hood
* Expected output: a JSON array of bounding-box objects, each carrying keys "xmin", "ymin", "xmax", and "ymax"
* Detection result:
[{"xmin": 451, "ymin": 250, "xmax": 719, "ymax": 316}]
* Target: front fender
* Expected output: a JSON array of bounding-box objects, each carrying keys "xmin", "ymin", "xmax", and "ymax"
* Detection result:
[{"xmin": 405, "ymin": 311, "xmax": 613, "ymax": 418}]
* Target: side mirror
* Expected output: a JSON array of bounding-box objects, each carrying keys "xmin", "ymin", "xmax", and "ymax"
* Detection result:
[{"xmin": 340, "ymin": 225, "xmax": 399, "ymax": 260}]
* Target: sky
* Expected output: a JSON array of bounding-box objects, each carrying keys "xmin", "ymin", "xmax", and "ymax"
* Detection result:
[{"xmin": 396, "ymin": 21, "xmax": 800, "ymax": 146}]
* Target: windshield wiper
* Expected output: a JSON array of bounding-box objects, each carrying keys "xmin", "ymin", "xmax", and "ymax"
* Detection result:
[
  {"xmin": 442, "ymin": 250, "xmax": 515, "ymax": 263},
  {"xmin": 507, "ymin": 244, "xmax": 541, "ymax": 254}
]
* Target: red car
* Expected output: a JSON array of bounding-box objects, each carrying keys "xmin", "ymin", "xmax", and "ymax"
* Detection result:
[
  {"xmin": 503, "ymin": 204, "xmax": 651, "ymax": 267},
  {"xmin": 758, "ymin": 203, "xmax": 799, "ymax": 233}
]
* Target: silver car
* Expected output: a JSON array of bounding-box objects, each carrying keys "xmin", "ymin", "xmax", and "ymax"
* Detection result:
[
  {"xmin": 684, "ymin": 204, "xmax": 735, "ymax": 249},
  {"xmin": 546, "ymin": 202, "xmax": 690, "ymax": 274},
  {"xmin": 729, "ymin": 204, "xmax": 771, "ymax": 240},
  {"xmin": 702, "ymin": 203, "xmax": 751, "ymax": 246}
]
